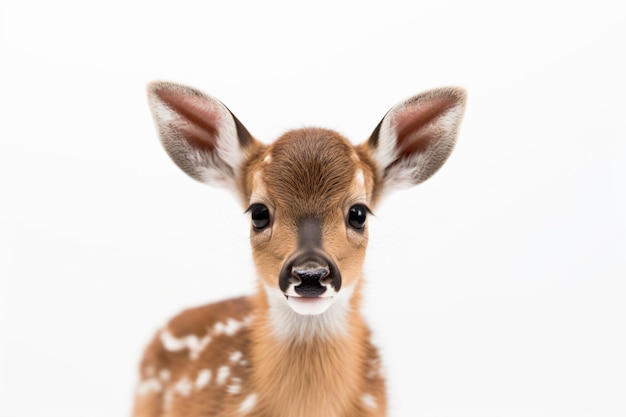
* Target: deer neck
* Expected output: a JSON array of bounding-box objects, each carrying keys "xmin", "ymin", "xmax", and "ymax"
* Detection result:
[{"xmin": 248, "ymin": 283, "xmax": 369, "ymax": 416}]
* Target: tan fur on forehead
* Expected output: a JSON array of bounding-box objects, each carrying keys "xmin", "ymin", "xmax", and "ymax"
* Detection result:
[{"xmin": 260, "ymin": 128, "xmax": 360, "ymax": 217}]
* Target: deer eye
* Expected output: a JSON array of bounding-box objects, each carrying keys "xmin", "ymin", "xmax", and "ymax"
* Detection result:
[
  {"xmin": 347, "ymin": 204, "xmax": 368, "ymax": 230},
  {"xmin": 249, "ymin": 204, "xmax": 270, "ymax": 231}
]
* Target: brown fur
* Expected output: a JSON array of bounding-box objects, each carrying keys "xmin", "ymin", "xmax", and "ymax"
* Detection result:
[
  {"xmin": 248, "ymin": 290, "xmax": 386, "ymax": 417},
  {"xmin": 133, "ymin": 130, "xmax": 385, "ymax": 417},
  {"xmin": 138, "ymin": 81, "xmax": 466, "ymax": 417},
  {"xmin": 133, "ymin": 295, "xmax": 386, "ymax": 417},
  {"xmin": 242, "ymin": 129, "xmax": 374, "ymax": 295}
]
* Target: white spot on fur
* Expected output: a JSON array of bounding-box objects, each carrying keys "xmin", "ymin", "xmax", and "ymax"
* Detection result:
[
  {"xmin": 239, "ymin": 393, "xmax": 257, "ymax": 414},
  {"xmin": 225, "ymin": 318, "xmax": 246, "ymax": 335},
  {"xmin": 214, "ymin": 317, "xmax": 247, "ymax": 336},
  {"xmin": 265, "ymin": 284, "xmax": 355, "ymax": 341},
  {"xmin": 361, "ymin": 393, "xmax": 377, "ymax": 409},
  {"xmin": 174, "ymin": 376, "xmax": 193, "ymax": 397},
  {"xmin": 159, "ymin": 369, "xmax": 171, "ymax": 381},
  {"xmin": 160, "ymin": 330, "xmax": 211, "ymax": 360},
  {"xmin": 213, "ymin": 321, "xmax": 227, "ymax": 333},
  {"xmin": 227, "ymin": 377, "xmax": 243, "ymax": 394},
  {"xmin": 263, "ymin": 154, "xmax": 272, "ymax": 164},
  {"xmin": 136, "ymin": 365, "xmax": 173, "ymax": 397},
  {"xmin": 159, "ymin": 316, "xmax": 251, "ymax": 362},
  {"xmin": 191, "ymin": 335, "xmax": 211, "ymax": 359},
  {"xmin": 136, "ymin": 377, "xmax": 162, "ymax": 396},
  {"xmin": 216, "ymin": 366, "xmax": 231, "ymax": 385},
  {"xmin": 229, "ymin": 351, "xmax": 243, "ymax": 363},
  {"xmin": 159, "ymin": 330, "xmax": 186, "ymax": 351},
  {"xmin": 195, "ymin": 369, "xmax": 212, "ymax": 390}
]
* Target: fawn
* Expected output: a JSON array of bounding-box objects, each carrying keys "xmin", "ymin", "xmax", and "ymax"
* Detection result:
[{"xmin": 133, "ymin": 81, "xmax": 466, "ymax": 417}]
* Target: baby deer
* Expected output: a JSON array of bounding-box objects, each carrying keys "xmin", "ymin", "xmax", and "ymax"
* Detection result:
[{"xmin": 133, "ymin": 81, "xmax": 466, "ymax": 417}]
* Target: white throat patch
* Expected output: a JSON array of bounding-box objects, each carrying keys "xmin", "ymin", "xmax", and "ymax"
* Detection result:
[{"xmin": 264, "ymin": 285, "xmax": 354, "ymax": 342}]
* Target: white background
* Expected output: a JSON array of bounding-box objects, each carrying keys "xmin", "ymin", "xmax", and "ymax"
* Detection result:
[{"xmin": 1, "ymin": 1, "xmax": 624, "ymax": 416}]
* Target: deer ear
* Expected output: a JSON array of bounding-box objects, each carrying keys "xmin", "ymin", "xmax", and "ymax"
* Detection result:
[
  {"xmin": 147, "ymin": 81, "xmax": 258, "ymax": 190},
  {"xmin": 366, "ymin": 87, "xmax": 467, "ymax": 192}
]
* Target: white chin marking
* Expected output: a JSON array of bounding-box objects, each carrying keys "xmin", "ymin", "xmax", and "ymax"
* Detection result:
[
  {"xmin": 286, "ymin": 296, "xmax": 334, "ymax": 315},
  {"xmin": 264, "ymin": 285, "xmax": 354, "ymax": 341}
]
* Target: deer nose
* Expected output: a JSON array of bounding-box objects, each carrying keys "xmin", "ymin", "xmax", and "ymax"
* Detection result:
[
  {"xmin": 292, "ymin": 263, "xmax": 329, "ymax": 297},
  {"xmin": 279, "ymin": 251, "xmax": 341, "ymax": 297}
]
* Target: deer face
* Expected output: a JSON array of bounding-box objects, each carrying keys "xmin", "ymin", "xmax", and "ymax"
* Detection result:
[
  {"xmin": 147, "ymin": 81, "xmax": 466, "ymax": 320},
  {"xmin": 242, "ymin": 129, "xmax": 376, "ymax": 315}
]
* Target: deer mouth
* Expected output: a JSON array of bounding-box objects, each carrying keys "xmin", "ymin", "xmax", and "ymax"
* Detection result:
[
  {"xmin": 283, "ymin": 293, "xmax": 333, "ymax": 301},
  {"xmin": 284, "ymin": 294, "xmax": 334, "ymax": 315},
  {"xmin": 283, "ymin": 283, "xmax": 337, "ymax": 315}
]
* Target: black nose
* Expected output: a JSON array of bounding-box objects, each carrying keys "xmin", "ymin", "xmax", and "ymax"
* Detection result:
[
  {"xmin": 279, "ymin": 251, "xmax": 341, "ymax": 297},
  {"xmin": 292, "ymin": 263, "xmax": 330, "ymax": 297}
]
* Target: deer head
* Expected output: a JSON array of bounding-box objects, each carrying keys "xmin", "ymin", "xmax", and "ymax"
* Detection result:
[{"xmin": 147, "ymin": 81, "xmax": 466, "ymax": 322}]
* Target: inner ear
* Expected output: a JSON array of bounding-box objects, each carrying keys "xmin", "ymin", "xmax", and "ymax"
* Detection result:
[
  {"xmin": 394, "ymin": 97, "xmax": 455, "ymax": 157},
  {"xmin": 156, "ymin": 88, "xmax": 221, "ymax": 152},
  {"xmin": 363, "ymin": 87, "xmax": 467, "ymax": 193}
]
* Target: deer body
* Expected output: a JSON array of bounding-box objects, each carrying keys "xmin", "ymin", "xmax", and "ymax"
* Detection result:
[{"xmin": 134, "ymin": 82, "xmax": 466, "ymax": 417}]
